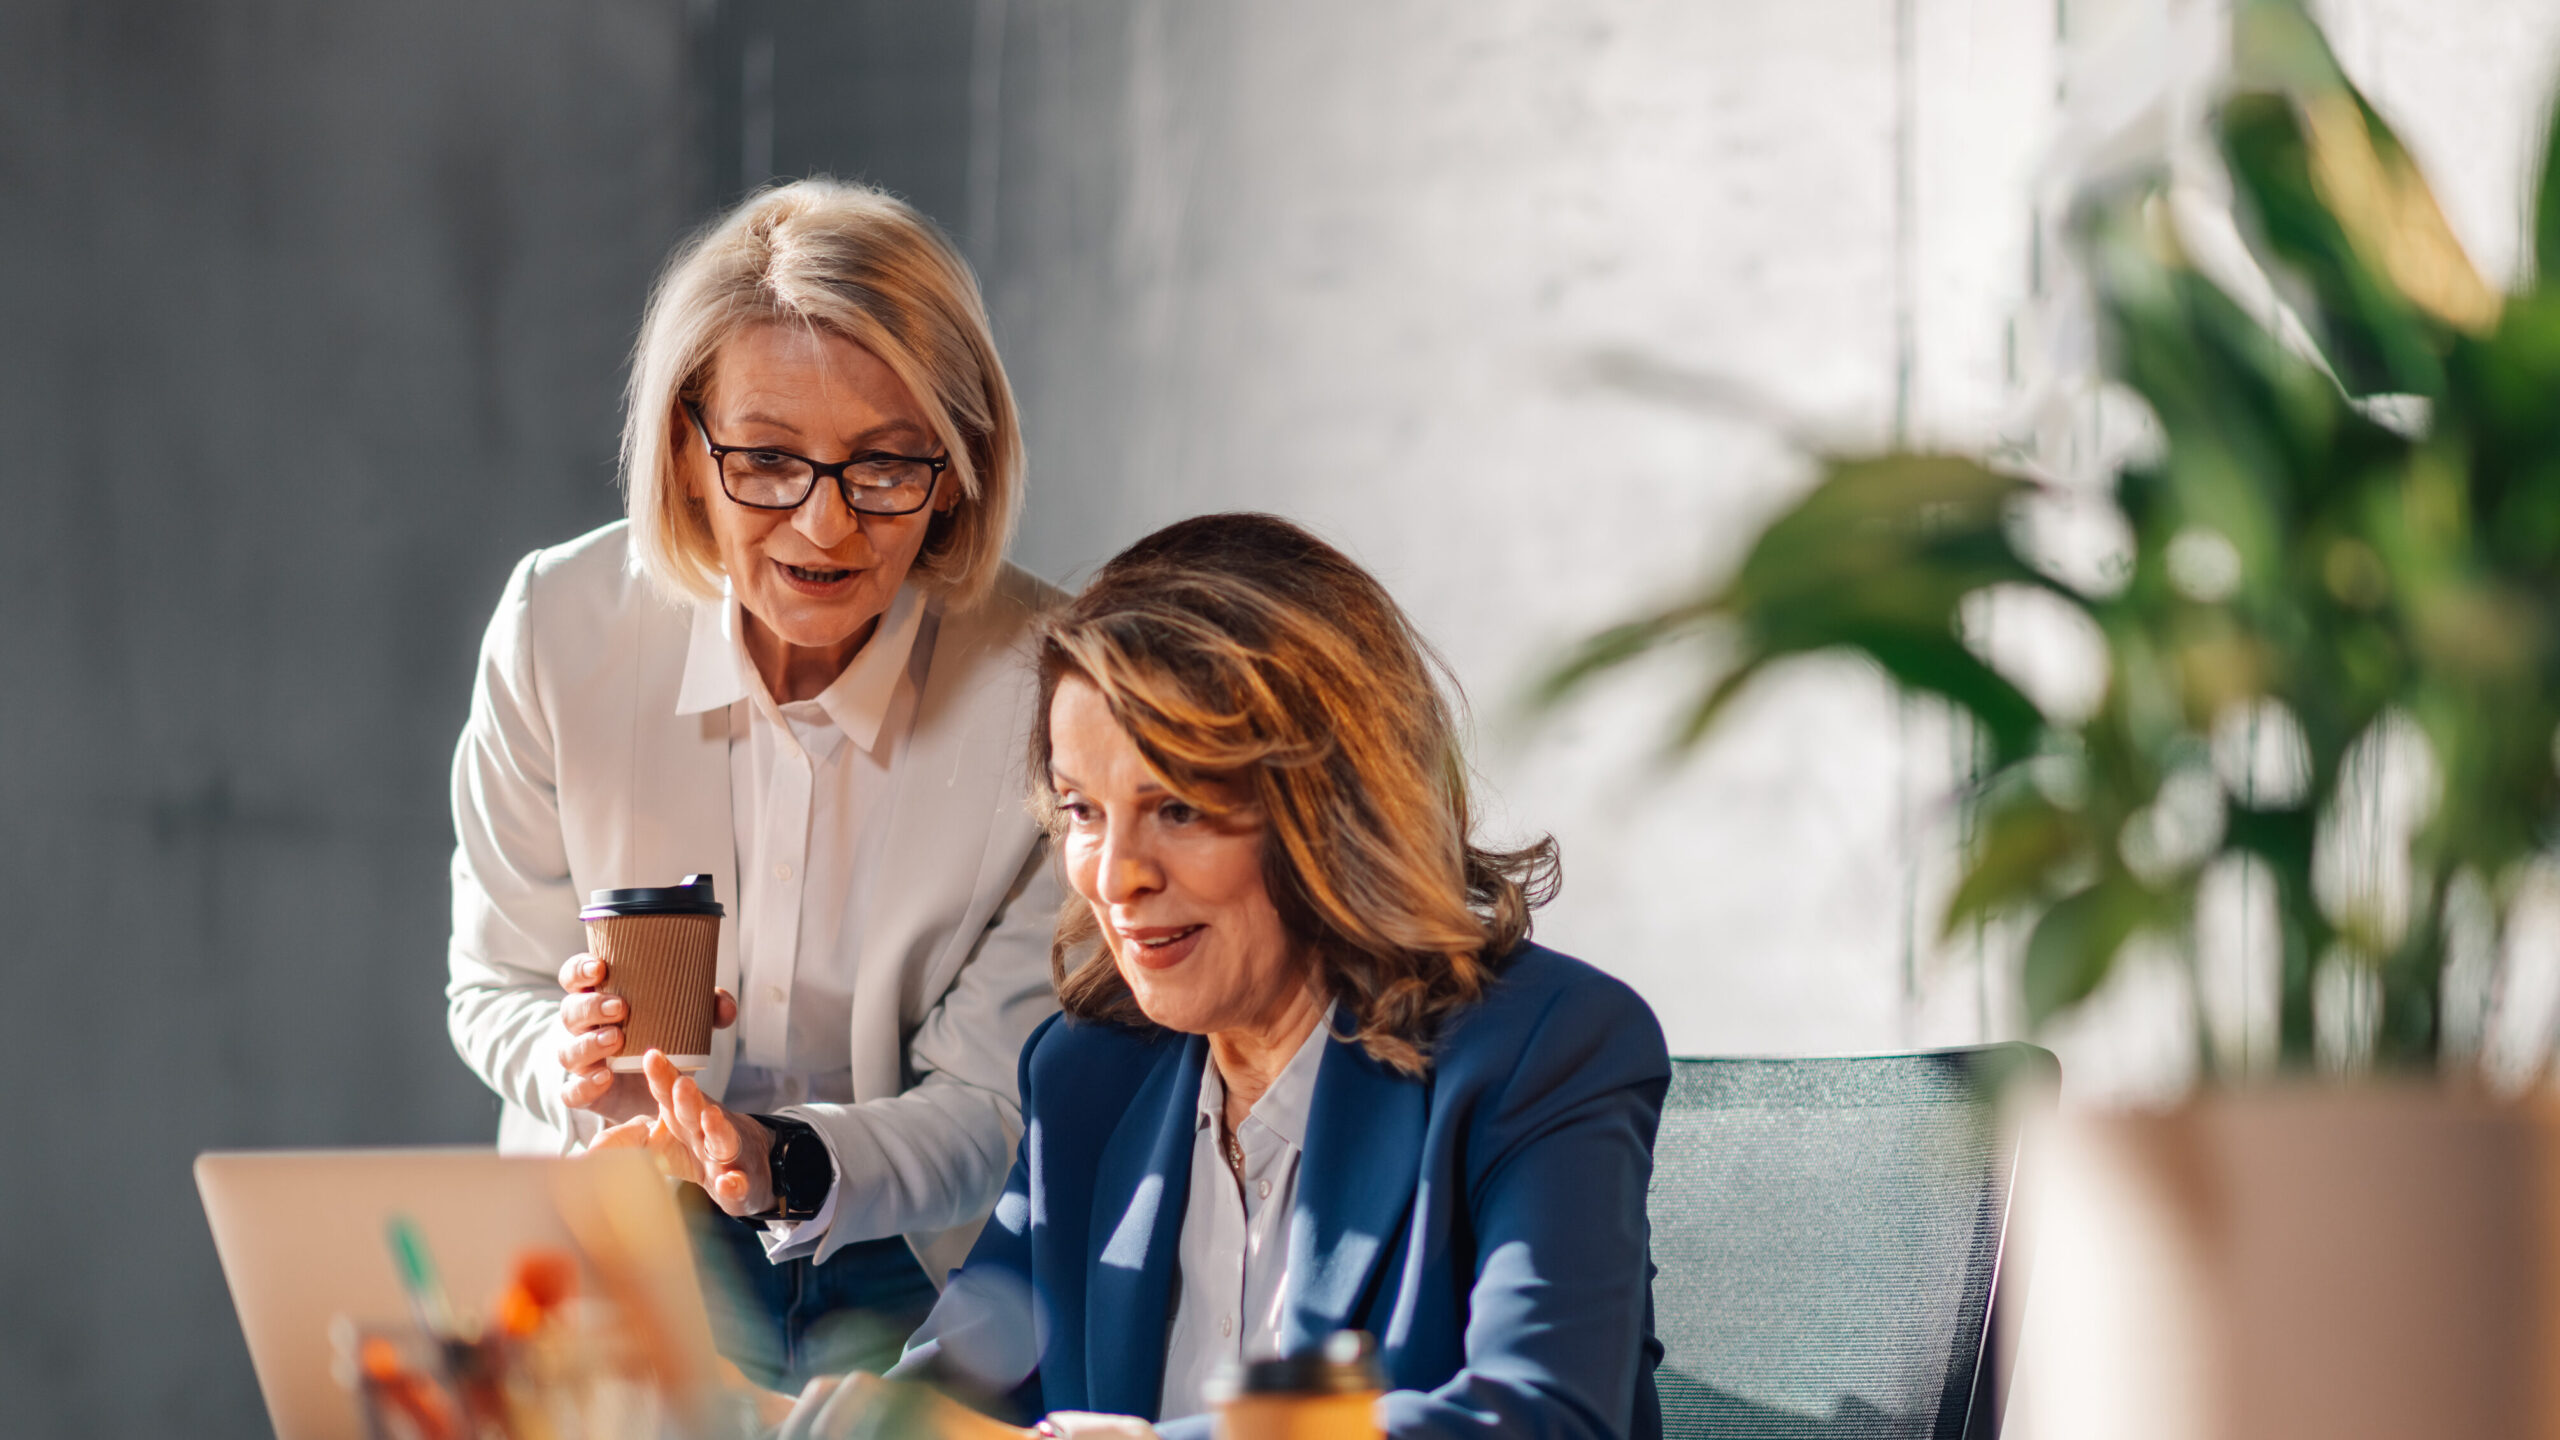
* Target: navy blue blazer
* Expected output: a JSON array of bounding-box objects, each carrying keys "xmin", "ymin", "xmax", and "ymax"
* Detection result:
[{"xmin": 895, "ymin": 943, "xmax": 1670, "ymax": 1440}]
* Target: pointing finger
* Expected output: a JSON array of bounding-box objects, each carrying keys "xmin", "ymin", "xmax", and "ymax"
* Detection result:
[
  {"xmin": 651, "ymin": 1053, "xmax": 709, "ymax": 1157},
  {"xmin": 670, "ymin": 1072, "xmax": 708, "ymax": 1150},
  {"xmin": 643, "ymin": 1052, "xmax": 688, "ymax": 1138},
  {"xmin": 701, "ymin": 1104, "xmax": 740, "ymax": 1166}
]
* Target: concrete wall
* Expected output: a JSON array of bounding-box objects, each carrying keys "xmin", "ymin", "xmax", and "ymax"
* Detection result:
[
  {"xmin": 0, "ymin": 4, "xmax": 694, "ymax": 1433},
  {"xmin": 965, "ymin": 0, "xmax": 2057, "ymax": 1075}
]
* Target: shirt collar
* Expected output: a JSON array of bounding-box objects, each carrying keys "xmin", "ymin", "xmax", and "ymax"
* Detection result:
[
  {"xmin": 674, "ymin": 591, "xmax": 748, "ymax": 716},
  {"xmin": 1194, "ymin": 1004, "xmax": 1334, "ymax": 1152},
  {"xmin": 672, "ymin": 580, "xmax": 930, "ymax": 755}
]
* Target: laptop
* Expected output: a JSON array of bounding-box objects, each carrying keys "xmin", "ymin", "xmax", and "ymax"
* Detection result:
[{"xmin": 196, "ymin": 1147, "xmax": 720, "ymax": 1440}]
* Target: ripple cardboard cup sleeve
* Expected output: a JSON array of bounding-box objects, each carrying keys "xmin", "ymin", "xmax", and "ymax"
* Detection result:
[
  {"xmin": 581, "ymin": 874, "xmax": 725, "ymax": 1074},
  {"xmin": 1207, "ymin": 1331, "xmax": 1384, "ymax": 1440}
]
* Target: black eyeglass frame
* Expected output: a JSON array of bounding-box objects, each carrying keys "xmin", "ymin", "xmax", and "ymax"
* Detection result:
[{"xmin": 684, "ymin": 401, "xmax": 950, "ymax": 516}]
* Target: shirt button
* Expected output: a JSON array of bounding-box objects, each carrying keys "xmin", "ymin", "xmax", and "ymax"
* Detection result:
[
  {"xmin": 764, "ymin": 984, "xmax": 787, "ymax": 1004},
  {"xmin": 1257, "ymin": 1179, "xmax": 1271, "ymax": 1199},
  {"xmin": 773, "ymin": 863, "xmax": 793, "ymax": 882},
  {"xmin": 1219, "ymin": 1315, "xmax": 1233, "ymax": 1338}
]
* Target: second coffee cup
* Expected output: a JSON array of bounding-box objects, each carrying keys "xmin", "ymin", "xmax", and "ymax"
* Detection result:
[
  {"xmin": 1207, "ymin": 1331, "xmax": 1385, "ymax": 1440},
  {"xmin": 580, "ymin": 873, "xmax": 724, "ymax": 1073}
]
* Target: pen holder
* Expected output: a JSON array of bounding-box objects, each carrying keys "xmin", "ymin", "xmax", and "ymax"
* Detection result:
[
  {"xmin": 333, "ymin": 1322, "xmax": 465, "ymax": 1440},
  {"xmin": 332, "ymin": 1307, "xmax": 667, "ymax": 1440}
]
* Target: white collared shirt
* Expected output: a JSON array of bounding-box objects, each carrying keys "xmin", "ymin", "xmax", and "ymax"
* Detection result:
[
  {"xmin": 1158, "ymin": 1012, "xmax": 1334, "ymax": 1420},
  {"xmin": 671, "ymin": 580, "xmax": 935, "ymax": 1250}
]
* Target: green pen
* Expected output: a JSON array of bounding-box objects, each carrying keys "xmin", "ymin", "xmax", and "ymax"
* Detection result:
[{"xmin": 384, "ymin": 1214, "xmax": 461, "ymax": 1341}]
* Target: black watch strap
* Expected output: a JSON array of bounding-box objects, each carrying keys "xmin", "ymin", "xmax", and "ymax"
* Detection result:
[{"xmin": 747, "ymin": 1114, "xmax": 833, "ymax": 1223}]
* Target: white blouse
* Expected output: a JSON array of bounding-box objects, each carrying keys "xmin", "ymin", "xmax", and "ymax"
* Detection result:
[
  {"xmin": 674, "ymin": 580, "xmax": 931, "ymax": 1254},
  {"xmin": 1158, "ymin": 1012, "xmax": 1334, "ymax": 1419}
]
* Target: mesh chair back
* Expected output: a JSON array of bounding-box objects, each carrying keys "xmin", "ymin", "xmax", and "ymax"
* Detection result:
[{"xmin": 1647, "ymin": 1045, "xmax": 2054, "ymax": 1440}]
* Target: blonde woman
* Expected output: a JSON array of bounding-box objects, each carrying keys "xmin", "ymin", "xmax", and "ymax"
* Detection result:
[
  {"xmin": 445, "ymin": 180, "xmax": 1062, "ymax": 1388},
  {"xmin": 777, "ymin": 513, "xmax": 1670, "ymax": 1440}
]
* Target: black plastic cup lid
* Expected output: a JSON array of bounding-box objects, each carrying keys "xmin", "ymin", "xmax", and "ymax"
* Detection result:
[
  {"xmin": 1210, "ymin": 1331, "xmax": 1383, "ymax": 1399},
  {"xmin": 581, "ymin": 874, "xmax": 725, "ymax": 920}
]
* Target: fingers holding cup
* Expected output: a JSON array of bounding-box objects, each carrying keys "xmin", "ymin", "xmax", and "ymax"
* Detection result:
[
  {"xmin": 558, "ymin": 1019, "xmax": 624, "ymax": 1072},
  {"xmin": 562, "ymin": 989, "xmax": 627, "ymax": 1034},
  {"xmin": 558, "ymin": 952, "xmax": 607, "ymax": 994}
]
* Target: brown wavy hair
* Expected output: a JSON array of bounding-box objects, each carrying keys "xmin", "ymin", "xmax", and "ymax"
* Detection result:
[{"xmin": 1030, "ymin": 513, "xmax": 1559, "ymax": 1075}]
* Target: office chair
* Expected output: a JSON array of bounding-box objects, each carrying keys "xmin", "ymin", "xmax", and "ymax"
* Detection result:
[{"xmin": 1646, "ymin": 1044, "xmax": 2056, "ymax": 1440}]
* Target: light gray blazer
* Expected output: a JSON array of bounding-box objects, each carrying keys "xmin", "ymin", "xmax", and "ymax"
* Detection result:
[{"xmin": 445, "ymin": 520, "xmax": 1064, "ymax": 1279}]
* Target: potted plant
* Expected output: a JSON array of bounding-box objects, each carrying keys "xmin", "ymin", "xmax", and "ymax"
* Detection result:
[{"xmin": 1543, "ymin": 1, "xmax": 2560, "ymax": 1433}]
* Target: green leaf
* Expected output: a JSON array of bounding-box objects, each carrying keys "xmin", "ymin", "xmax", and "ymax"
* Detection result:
[
  {"xmin": 1841, "ymin": 629, "xmax": 2050, "ymax": 766},
  {"xmin": 2222, "ymin": 801, "xmax": 2317, "ymax": 874},
  {"xmin": 1730, "ymin": 457, "xmax": 2043, "ymax": 612},
  {"xmin": 1669, "ymin": 656, "xmax": 1771, "ymax": 753},
  {"xmin": 1535, "ymin": 453, "xmax": 2075, "ymax": 768},
  {"xmin": 2229, "ymin": 0, "xmax": 2349, "ymax": 96},
  {"xmin": 2220, "ymin": 90, "xmax": 2448, "ymax": 397},
  {"xmin": 2457, "ymin": 300, "xmax": 2560, "ymax": 568},
  {"xmin": 2087, "ymin": 200, "xmax": 2353, "ymax": 533},
  {"xmin": 2022, "ymin": 879, "xmax": 2149, "ymax": 1029},
  {"xmin": 2535, "ymin": 77, "xmax": 2560, "ymax": 290},
  {"xmin": 1533, "ymin": 606, "xmax": 1710, "ymax": 706},
  {"xmin": 1943, "ymin": 790, "xmax": 2085, "ymax": 936}
]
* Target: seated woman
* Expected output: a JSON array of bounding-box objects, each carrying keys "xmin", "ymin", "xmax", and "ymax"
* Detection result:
[{"xmin": 872, "ymin": 512, "xmax": 1668, "ymax": 1439}]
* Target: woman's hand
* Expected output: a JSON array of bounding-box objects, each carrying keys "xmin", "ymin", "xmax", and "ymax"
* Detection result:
[
  {"xmin": 590, "ymin": 1049, "xmax": 779, "ymax": 1216},
  {"xmin": 778, "ymin": 1373, "xmax": 1045, "ymax": 1440},
  {"xmin": 556, "ymin": 953, "xmax": 738, "ymax": 1124}
]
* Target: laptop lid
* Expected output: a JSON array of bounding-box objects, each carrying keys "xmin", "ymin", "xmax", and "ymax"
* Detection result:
[{"xmin": 195, "ymin": 1146, "xmax": 717, "ymax": 1440}]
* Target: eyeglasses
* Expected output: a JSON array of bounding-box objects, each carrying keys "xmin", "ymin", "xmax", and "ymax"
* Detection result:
[{"xmin": 685, "ymin": 401, "xmax": 948, "ymax": 516}]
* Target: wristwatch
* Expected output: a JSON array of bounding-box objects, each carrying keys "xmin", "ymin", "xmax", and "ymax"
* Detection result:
[{"xmin": 748, "ymin": 1114, "xmax": 833, "ymax": 1223}]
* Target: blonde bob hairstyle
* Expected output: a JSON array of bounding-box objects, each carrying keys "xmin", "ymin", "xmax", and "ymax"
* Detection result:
[
  {"xmin": 1031, "ymin": 513, "xmax": 1561, "ymax": 1076},
  {"xmin": 621, "ymin": 179, "xmax": 1023, "ymax": 608}
]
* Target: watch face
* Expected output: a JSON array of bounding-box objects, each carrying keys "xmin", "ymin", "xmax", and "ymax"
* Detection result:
[{"xmin": 771, "ymin": 1123, "xmax": 830, "ymax": 1219}]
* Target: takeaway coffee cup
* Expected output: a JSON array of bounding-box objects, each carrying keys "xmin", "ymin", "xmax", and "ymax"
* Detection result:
[
  {"xmin": 580, "ymin": 874, "xmax": 724, "ymax": 1073},
  {"xmin": 1207, "ymin": 1332, "xmax": 1384, "ymax": 1440}
]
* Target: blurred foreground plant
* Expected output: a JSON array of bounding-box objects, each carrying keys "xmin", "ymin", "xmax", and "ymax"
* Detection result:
[{"xmin": 1545, "ymin": 0, "xmax": 2560, "ymax": 1075}]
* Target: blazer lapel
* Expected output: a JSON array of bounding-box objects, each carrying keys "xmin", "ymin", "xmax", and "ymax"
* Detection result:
[
  {"xmin": 1280, "ymin": 1034, "xmax": 1427, "ymax": 1355},
  {"xmin": 1083, "ymin": 1035, "xmax": 1206, "ymax": 1417},
  {"xmin": 847, "ymin": 597, "xmax": 1037, "ymax": 1106}
]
